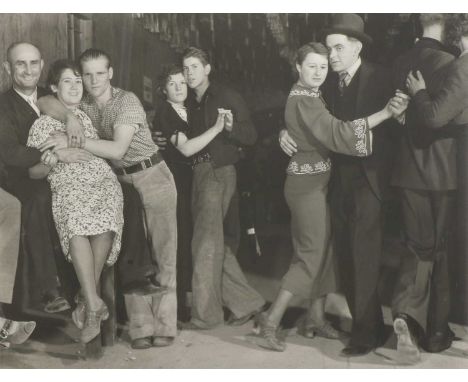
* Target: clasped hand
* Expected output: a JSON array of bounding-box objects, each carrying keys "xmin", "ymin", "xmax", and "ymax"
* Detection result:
[{"xmin": 387, "ymin": 89, "xmax": 410, "ymax": 118}]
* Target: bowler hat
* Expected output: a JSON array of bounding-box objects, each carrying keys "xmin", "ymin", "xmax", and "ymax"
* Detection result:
[{"xmin": 322, "ymin": 14, "xmax": 373, "ymax": 44}]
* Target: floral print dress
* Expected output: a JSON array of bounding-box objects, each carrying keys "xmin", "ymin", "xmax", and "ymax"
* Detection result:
[{"xmin": 27, "ymin": 109, "xmax": 123, "ymax": 265}]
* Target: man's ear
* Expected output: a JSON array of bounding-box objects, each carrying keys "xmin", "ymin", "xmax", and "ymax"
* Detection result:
[
  {"xmin": 50, "ymin": 84, "xmax": 58, "ymax": 93},
  {"xmin": 355, "ymin": 41, "xmax": 363, "ymax": 56},
  {"xmin": 204, "ymin": 64, "xmax": 211, "ymax": 77},
  {"xmin": 108, "ymin": 67, "xmax": 114, "ymax": 80},
  {"xmin": 40, "ymin": 59, "xmax": 44, "ymax": 72},
  {"xmin": 3, "ymin": 61, "xmax": 11, "ymax": 77}
]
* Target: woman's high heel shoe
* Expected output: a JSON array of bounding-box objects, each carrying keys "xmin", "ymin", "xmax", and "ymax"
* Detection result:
[
  {"xmin": 252, "ymin": 312, "xmax": 286, "ymax": 352},
  {"xmin": 0, "ymin": 319, "xmax": 36, "ymax": 346},
  {"xmin": 298, "ymin": 319, "xmax": 340, "ymax": 340},
  {"xmin": 81, "ymin": 302, "xmax": 109, "ymax": 343}
]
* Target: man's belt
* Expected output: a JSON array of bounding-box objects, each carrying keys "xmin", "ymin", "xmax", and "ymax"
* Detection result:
[
  {"xmin": 191, "ymin": 152, "xmax": 211, "ymax": 168},
  {"xmin": 115, "ymin": 152, "xmax": 163, "ymax": 176}
]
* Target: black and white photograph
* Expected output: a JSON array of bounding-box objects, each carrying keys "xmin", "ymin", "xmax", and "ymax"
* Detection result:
[{"xmin": 1, "ymin": 2, "xmax": 468, "ymax": 370}]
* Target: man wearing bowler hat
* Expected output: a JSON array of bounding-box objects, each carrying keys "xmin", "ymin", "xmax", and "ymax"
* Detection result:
[{"xmin": 280, "ymin": 14, "xmax": 399, "ymax": 356}]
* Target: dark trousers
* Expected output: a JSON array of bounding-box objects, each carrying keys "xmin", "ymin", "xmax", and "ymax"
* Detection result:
[
  {"xmin": 332, "ymin": 163, "xmax": 385, "ymax": 347},
  {"xmin": 7, "ymin": 178, "xmax": 63, "ymax": 298},
  {"xmin": 116, "ymin": 182, "xmax": 158, "ymax": 291},
  {"xmin": 167, "ymin": 161, "xmax": 193, "ymax": 319},
  {"xmin": 392, "ymin": 188, "xmax": 454, "ymax": 343}
]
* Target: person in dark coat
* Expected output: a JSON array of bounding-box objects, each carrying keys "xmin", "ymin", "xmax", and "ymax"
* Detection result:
[
  {"xmin": 0, "ymin": 42, "xmax": 73, "ymax": 313},
  {"xmin": 391, "ymin": 14, "xmax": 457, "ymax": 365}
]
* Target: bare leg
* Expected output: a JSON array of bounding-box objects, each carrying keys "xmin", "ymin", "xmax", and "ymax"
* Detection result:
[
  {"xmin": 69, "ymin": 236, "xmax": 102, "ymax": 311},
  {"xmin": 267, "ymin": 289, "xmax": 294, "ymax": 326},
  {"xmin": 306, "ymin": 296, "xmax": 326, "ymax": 325},
  {"xmin": 89, "ymin": 232, "xmax": 114, "ymax": 287},
  {"xmin": 254, "ymin": 289, "xmax": 292, "ymax": 351},
  {"xmin": 300, "ymin": 294, "xmax": 340, "ymax": 339}
]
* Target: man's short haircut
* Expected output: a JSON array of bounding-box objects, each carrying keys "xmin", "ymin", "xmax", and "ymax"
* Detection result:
[
  {"xmin": 47, "ymin": 59, "xmax": 81, "ymax": 89},
  {"xmin": 182, "ymin": 47, "xmax": 210, "ymax": 66},
  {"xmin": 295, "ymin": 42, "xmax": 328, "ymax": 66},
  {"xmin": 419, "ymin": 14, "xmax": 446, "ymax": 30},
  {"xmin": 78, "ymin": 48, "xmax": 112, "ymax": 69},
  {"xmin": 157, "ymin": 64, "xmax": 184, "ymax": 96},
  {"xmin": 6, "ymin": 42, "xmax": 41, "ymax": 63}
]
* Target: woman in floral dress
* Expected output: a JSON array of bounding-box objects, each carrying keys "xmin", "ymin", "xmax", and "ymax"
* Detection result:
[{"xmin": 27, "ymin": 59, "xmax": 123, "ymax": 344}]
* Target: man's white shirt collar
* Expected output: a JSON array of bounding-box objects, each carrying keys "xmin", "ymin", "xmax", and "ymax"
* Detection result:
[
  {"xmin": 340, "ymin": 57, "xmax": 362, "ymax": 83},
  {"xmin": 14, "ymin": 87, "xmax": 40, "ymax": 116}
]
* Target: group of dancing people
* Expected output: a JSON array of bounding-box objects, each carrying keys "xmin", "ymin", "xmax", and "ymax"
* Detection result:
[{"xmin": 1, "ymin": 12, "xmax": 468, "ymax": 366}]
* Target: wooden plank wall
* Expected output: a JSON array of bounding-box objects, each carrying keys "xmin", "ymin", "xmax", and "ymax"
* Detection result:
[
  {"xmin": 0, "ymin": 14, "xmax": 68, "ymax": 92},
  {"xmin": 92, "ymin": 14, "xmax": 179, "ymax": 109}
]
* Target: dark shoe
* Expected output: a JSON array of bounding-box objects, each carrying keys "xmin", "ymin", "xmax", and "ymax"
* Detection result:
[
  {"xmin": 123, "ymin": 276, "xmax": 168, "ymax": 296},
  {"xmin": 298, "ymin": 321, "xmax": 340, "ymax": 340},
  {"xmin": 152, "ymin": 336, "xmax": 174, "ymax": 347},
  {"xmin": 394, "ymin": 317, "xmax": 421, "ymax": 364},
  {"xmin": 0, "ymin": 319, "xmax": 36, "ymax": 346},
  {"xmin": 44, "ymin": 296, "xmax": 71, "ymax": 313},
  {"xmin": 227, "ymin": 305, "xmax": 267, "ymax": 326},
  {"xmin": 423, "ymin": 329, "xmax": 456, "ymax": 353},
  {"xmin": 131, "ymin": 336, "xmax": 152, "ymax": 349},
  {"xmin": 340, "ymin": 344, "xmax": 375, "ymax": 357},
  {"xmin": 80, "ymin": 301, "xmax": 109, "ymax": 343},
  {"xmin": 252, "ymin": 312, "xmax": 286, "ymax": 352}
]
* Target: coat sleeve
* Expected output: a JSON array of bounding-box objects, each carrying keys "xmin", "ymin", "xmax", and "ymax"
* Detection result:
[
  {"xmin": 224, "ymin": 90, "xmax": 257, "ymax": 146},
  {"xmin": 0, "ymin": 111, "xmax": 42, "ymax": 168},
  {"xmin": 412, "ymin": 62, "xmax": 468, "ymax": 129},
  {"xmin": 296, "ymin": 96, "xmax": 372, "ymax": 157}
]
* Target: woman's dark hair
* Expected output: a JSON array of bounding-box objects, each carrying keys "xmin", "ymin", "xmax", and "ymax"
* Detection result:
[
  {"xmin": 157, "ymin": 64, "xmax": 184, "ymax": 99},
  {"xmin": 295, "ymin": 42, "xmax": 329, "ymax": 66},
  {"xmin": 445, "ymin": 14, "xmax": 468, "ymax": 47},
  {"xmin": 47, "ymin": 59, "xmax": 81, "ymax": 89}
]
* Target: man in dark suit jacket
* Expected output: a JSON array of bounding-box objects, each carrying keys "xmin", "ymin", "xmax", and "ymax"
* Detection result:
[
  {"xmin": 323, "ymin": 14, "xmax": 399, "ymax": 357},
  {"xmin": 280, "ymin": 14, "xmax": 399, "ymax": 357},
  {"xmin": 391, "ymin": 14, "xmax": 457, "ymax": 364},
  {"xmin": 0, "ymin": 42, "xmax": 73, "ymax": 313}
]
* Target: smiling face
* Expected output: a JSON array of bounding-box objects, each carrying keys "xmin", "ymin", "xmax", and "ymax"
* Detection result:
[
  {"xmin": 164, "ymin": 72, "xmax": 188, "ymax": 105},
  {"xmin": 325, "ymin": 34, "xmax": 362, "ymax": 73},
  {"xmin": 296, "ymin": 52, "xmax": 329, "ymax": 90},
  {"xmin": 51, "ymin": 68, "xmax": 83, "ymax": 109},
  {"xmin": 182, "ymin": 56, "xmax": 210, "ymax": 90},
  {"xmin": 5, "ymin": 43, "xmax": 44, "ymax": 95},
  {"xmin": 81, "ymin": 56, "xmax": 113, "ymax": 101}
]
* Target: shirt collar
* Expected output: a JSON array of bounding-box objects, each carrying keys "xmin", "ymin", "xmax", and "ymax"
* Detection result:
[
  {"xmin": 460, "ymin": 49, "xmax": 468, "ymax": 58},
  {"xmin": 340, "ymin": 57, "xmax": 361, "ymax": 82},
  {"xmin": 14, "ymin": 87, "xmax": 38, "ymax": 105},
  {"xmin": 168, "ymin": 100, "xmax": 186, "ymax": 110}
]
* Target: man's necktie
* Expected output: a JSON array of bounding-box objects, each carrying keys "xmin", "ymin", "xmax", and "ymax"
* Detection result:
[
  {"xmin": 27, "ymin": 97, "xmax": 40, "ymax": 116},
  {"xmin": 338, "ymin": 71, "xmax": 350, "ymax": 96}
]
